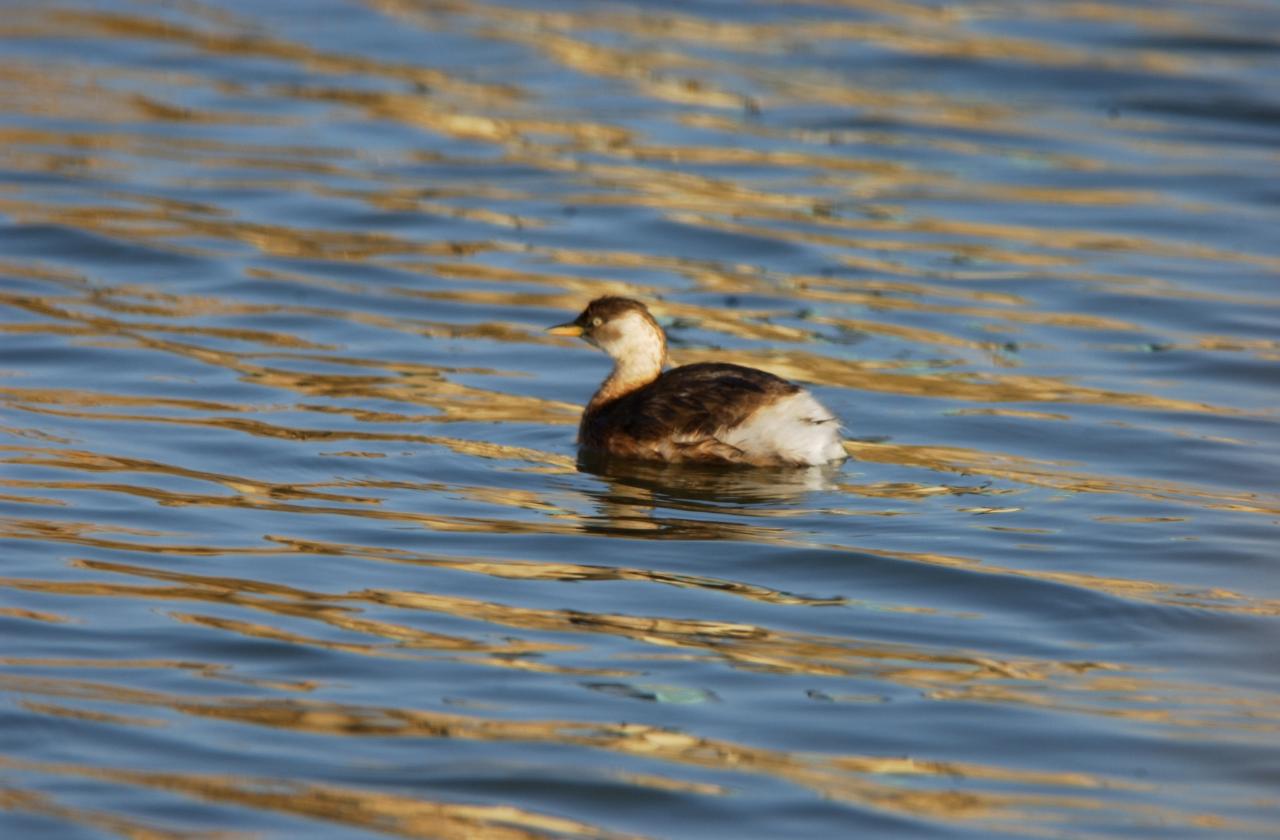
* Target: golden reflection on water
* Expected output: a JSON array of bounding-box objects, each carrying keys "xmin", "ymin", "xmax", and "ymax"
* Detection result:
[
  {"xmin": 0, "ymin": 755, "xmax": 640, "ymax": 840},
  {"xmin": 847, "ymin": 441, "xmax": 1280, "ymax": 517},
  {"xmin": 0, "ymin": 676, "xmax": 1270, "ymax": 835},
  {"xmin": 1, "ymin": 1, "xmax": 1277, "ymax": 837},
  {"xmin": 4, "ymin": 427, "xmax": 1279, "ymax": 619},
  {"xmin": 5, "ymin": 552, "xmax": 1277, "ymax": 735},
  {"xmin": 0, "ymin": 269, "xmax": 1252, "ymax": 441},
  {"xmin": 3, "ymin": 5, "xmax": 1278, "ymax": 278},
  {"xmin": 0, "ymin": 785, "xmax": 233, "ymax": 840}
]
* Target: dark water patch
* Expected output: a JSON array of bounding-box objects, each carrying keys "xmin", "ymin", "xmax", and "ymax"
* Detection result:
[
  {"xmin": 0, "ymin": 224, "xmax": 211, "ymax": 272},
  {"xmin": 1125, "ymin": 34, "xmax": 1280, "ymax": 55}
]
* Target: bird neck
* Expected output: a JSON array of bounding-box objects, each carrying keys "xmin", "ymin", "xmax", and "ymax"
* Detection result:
[{"xmin": 587, "ymin": 345, "xmax": 665, "ymax": 412}]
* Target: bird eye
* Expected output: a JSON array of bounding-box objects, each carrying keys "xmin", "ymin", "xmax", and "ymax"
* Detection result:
[{"xmin": 591, "ymin": 317, "xmax": 603, "ymax": 327}]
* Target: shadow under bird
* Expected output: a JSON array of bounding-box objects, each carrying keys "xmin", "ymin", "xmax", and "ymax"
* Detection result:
[{"xmin": 549, "ymin": 297, "xmax": 846, "ymax": 467}]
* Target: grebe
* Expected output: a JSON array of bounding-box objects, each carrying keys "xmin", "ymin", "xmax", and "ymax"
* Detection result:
[{"xmin": 548, "ymin": 297, "xmax": 846, "ymax": 467}]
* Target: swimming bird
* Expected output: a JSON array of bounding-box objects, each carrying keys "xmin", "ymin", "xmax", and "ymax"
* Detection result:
[{"xmin": 548, "ymin": 297, "xmax": 846, "ymax": 466}]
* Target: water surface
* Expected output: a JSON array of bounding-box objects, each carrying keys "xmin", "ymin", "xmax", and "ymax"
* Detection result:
[{"xmin": 1, "ymin": 1, "xmax": 1279, "ymax": 837}]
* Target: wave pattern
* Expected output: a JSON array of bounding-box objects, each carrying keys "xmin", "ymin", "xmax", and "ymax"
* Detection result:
[{"xmin": 1, "ymin": 1, "xmax": 1278, "ymax": 837}]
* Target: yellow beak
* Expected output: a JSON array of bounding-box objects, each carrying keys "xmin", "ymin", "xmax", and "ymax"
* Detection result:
[{"xmin": 547, "ymin": 322, "xmax": 584, "ymax": 337}]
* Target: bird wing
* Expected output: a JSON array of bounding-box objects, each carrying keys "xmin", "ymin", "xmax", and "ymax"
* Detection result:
[{"xmin": 610, "ymin": 363, "xmax": 799, "ymax": 444}]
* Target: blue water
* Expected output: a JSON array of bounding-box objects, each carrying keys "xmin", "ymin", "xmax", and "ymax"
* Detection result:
[{"xmin": 1, "ymin": 1, "xmax": 1278, "ymax": 837}]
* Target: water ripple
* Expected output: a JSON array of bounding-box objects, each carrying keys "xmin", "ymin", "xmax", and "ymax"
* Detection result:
[{"xmin": 2, "ymin": 1, "xmax": 1278, "ymax": 837}]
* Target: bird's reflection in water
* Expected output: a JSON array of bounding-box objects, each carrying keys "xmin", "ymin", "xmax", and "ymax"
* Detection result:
[{"xmin": 575, "ymin": 451, "xmax": 844, "ymax": 537}]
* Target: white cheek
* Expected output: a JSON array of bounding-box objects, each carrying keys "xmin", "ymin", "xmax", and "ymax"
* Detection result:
[{"xmin": 599, "ymin": 313, "xmax": 650, "ymax": 354}]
